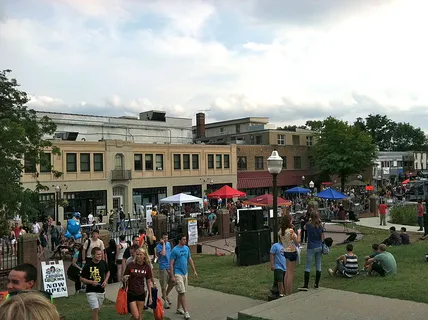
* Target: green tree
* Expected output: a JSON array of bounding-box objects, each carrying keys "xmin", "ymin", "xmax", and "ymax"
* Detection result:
[
  {"xmin": 364, "ymin": 114, "xmax": 395, "ymax": 151},
  {"xmin": 0, "ymin": 70, "xmax": 60, "ymax": 232},
  {"xmin": 391, "ymin": 122, "xmax": 427, "ymax": 151},
  {"xmin": 314, "ymin": 117, "xmax": 377, "ymax": 191},
  {"xmin": 305, "ymin": 120, "xmax": 324, "ymax": 132}
]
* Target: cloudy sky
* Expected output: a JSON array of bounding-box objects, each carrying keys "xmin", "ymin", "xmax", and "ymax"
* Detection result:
[{"xmin": 2, "ymin": 0, "xmax": 428, "ymax": 131}]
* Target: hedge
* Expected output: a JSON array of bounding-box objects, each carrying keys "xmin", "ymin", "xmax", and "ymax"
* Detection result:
[{"xmin": 389, "ymin": 203, "xmax": 419, "ymax": 226}]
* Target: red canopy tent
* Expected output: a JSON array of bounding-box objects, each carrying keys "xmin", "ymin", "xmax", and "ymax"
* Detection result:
[
  {"xmin": 402, "ymin": 179, "xmax": 410, "ymax": 185},
  {"xmin": 243, "ymin": 194, "xmax": 291, "ymax": 207},
  {"xmin": 207, "ymin": 185, "xmax": 246, "ymax": 199}
]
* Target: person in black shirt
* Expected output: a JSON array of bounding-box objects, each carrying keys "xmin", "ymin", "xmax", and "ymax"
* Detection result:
[
  {"xmin": 122, "ymin": 235, "xmax": 139, "ymax": 264},
  {"xmin": 105, "ymin": 239, "xmax": 117, "ymax": 283},
  {"xmin": 80, "ymin": 247, "xmax": 110, "ymax": 320},
  {"xmin": 400, "ymin": 227, "xmax": 410, "ymax": 245}
]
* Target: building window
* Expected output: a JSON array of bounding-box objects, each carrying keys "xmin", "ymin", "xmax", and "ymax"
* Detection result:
[
  {"xmin": 80, "ymin": 153, "xmax": 90, "ymax": 172},
  {"xmin": 308, "ymin": 156, "xmax": 315, "ymax": 168},
  {"xmin": 173, "ymin": 154, "xmax": 181, "ymax": 170},
  {"xmin": 183, "ymin": 154, "xmax": 190, "ymax": 170},
  {"xmin": 134, "ymin": 154, "xmax": 143, "ymax": 171},
  {"xmin": 94, "ymin": 153, "xmax": 104, "ymax": 171},
  {"xmin": 256, "ymin": 136, "xmax": 262, "ymax": 144},
  {"xmin": 224, "ymin": 154, "xmax": 230, "ymax": 168},
  {"xmin": 66, "ymin": 153, "xmax": 77, "ymax": 172},
  {"xmin": 192, "ymin": 154, "xmax": 199, "ymax": 170},
  {"xmin": 208, "ymin": 154, "xmax": 214, "ymax": 169},
  {"xmin": 156, "ymin": 154, "xmax": 163, "ymax": 170},
  {"xmin": 294, "ymin": 156, "xmax": 302, "ymax": 169},
  {"xmin": 281, "ymin": 155, "xmax": 287, "ymax": 169},
  {"xmin": 216, "ymin": 154, "xmax": 222, "ymax": 169},
  {"xmin": 397, "ymin": 161, "xmax": 403, "ymax": 167},
  {"xmin": 255, "ymin": 156, "xmax": 264, "ymax": 170},
  {"xmin": 238, "ymin": 156, "xmax": 247, "ymax": 170},
  {"xmin": 24, "ymin": 154, "xmax": 36, "ymax": 173},
  {"xmin": 306, "ymin": 136, "xmax": 313, "ymax": 146},
  {"xmin": 277, "ymin": 134, "xmax": 285, "ymax": 145},
  {"xmin": 292, "ymin": 135, "xmax": 300, "ymax": 145},
  {"xmin": 220, "ymin": 127, "xmax": 225, "ymax": 134},
  {"xmin": 236, "ymin": 124, "xmax": 241, "ymax": 133},
  {"xmin": 115, "ymin": 153, "xmax": 124, "ymax": 169},
  {"xmin": 145, "ymin": 154, "xmax": 153, "ymax": 170},
  {"xmin": 40, "ymin": 152, "xmax": 51, "ymax": 173}
]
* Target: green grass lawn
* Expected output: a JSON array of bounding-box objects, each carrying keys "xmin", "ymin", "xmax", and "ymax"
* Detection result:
[
  {"xmin": 55, "ymin": 293, "xmax": 169, "ymax": 320},
  {"xmin": 189, "ymin": 226, "xmax": 428, "ymax": 303}
]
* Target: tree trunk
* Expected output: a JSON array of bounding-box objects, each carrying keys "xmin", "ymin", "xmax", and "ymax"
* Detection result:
[{"xmin": 340, "ymin": 176, "xmax": 346, "ymax": 192}]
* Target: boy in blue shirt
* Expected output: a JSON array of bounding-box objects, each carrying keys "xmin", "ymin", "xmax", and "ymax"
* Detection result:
[
  {"xmin": 156, "ymin": 232, "xmax": 174, "ymax": 309},
  {"xmin": 170, "ymin": 234, "xmax": 198, "ymax": 320},
  {"xmin": 270, "ymin": 241, "xmax": 286, "ymax": 297}
]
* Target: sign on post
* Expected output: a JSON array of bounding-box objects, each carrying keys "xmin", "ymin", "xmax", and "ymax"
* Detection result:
[
  {"xmin": 188, "ymin": 219, "xmax": 198, "ymax": 245},
  {"xmin": 41, "ymin": 260, "xmax": 68, "ymax": 298}
]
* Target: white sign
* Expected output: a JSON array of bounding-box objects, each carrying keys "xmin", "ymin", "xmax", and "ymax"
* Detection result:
[
  {"xmin": 146, "ymin": 203, "xmax": 153, "ymax": 226},
  {"xmin": 41, "ymin": 260, "xmax": 68, "ymax": 298},
  {"xmin": 188, "ymin": 219, "xmax": 198, "ymax": 246}
]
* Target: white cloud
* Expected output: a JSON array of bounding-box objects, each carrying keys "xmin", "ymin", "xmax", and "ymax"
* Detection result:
[{"xmin": 2, "ymin": 0, "xmax": 428, "ymax": 132}]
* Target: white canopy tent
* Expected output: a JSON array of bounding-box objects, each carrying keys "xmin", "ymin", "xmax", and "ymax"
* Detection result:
[{"xmin": 159, "ymin": 193, "xmax": 203, "ymax": 206}]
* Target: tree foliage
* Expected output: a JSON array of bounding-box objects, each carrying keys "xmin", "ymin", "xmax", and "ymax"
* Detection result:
[
  {"xmin": 0, "ymin": 70, "xmax": 59, "ymax": 232},
  {"xmin": 314, "ymin": 117, "xmax": 377, "ymax": 191}
]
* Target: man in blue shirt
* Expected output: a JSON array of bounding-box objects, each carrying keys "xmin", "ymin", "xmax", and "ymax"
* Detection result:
[
  {"xmin": 170, "ymin": 234, "xmax": 198, "ymax": 320},
  {"xmin": 270, "ymin": 241, "xmax": 286, "ymax": 297},
  {"xmin": 156, "ymin": 232, "xmax": 174, "ymax": 309}
]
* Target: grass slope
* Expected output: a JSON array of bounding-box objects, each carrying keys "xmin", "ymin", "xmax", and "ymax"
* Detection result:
[{"xmin": 190, "ymin": 226, "xmax": 428, "ymax": 303}]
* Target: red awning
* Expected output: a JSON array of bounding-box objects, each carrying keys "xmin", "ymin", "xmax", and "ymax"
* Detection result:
[{"xmin": 238, "ymin": 171, "xmax": 314, "ymax": 189}]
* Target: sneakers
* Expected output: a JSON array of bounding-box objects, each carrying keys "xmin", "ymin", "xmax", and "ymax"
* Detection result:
[
  {"xmin": 328, "ymin": 268, "xmax": 334, "ymax": 276},
  {"xmin": 163, "ymin": 301, "xmax": 170, "ymax": 309},
  {"xmin": 184, "ymin": 311, "xmax": 191, "ymax": 319},
  {"xmin": 298, "ymin": 286, "xmax": 308, "ymax": 291},
  {"xmin": 176, "ymin": 308, "xmax": 185, "ymax": 315},
  {"xmin": 314, "ymin": 284, "xmax": 319, "ymax": 289},
  {"xmin": 166, "ymin": 297, "xmax": 172, "ymax": 305}
]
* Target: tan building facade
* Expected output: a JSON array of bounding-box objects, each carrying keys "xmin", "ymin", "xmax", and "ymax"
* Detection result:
[{"xmin": 22, "ymin": 140, "xmax": 237, "ymax": 222}]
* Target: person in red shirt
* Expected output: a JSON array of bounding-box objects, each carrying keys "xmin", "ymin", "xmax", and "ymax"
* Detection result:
[
  {"xmin": 417, "ymin": 200, "xmax": 424, "ymax": 231},
  {"xmin": 378, "ymin": 201, "xmax": 388, "ymax": 226}
]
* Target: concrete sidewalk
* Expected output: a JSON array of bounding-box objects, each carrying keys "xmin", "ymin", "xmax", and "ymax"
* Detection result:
[
  {"xmin": 104, "ymin": 280, "xmax": 264, "ymax": 320},
  {"xmin": 238, "ymin": 288, "xmax": 428, "ymax": 320},
  {"xmin": 355, "ymin": 216, "xmax": 424, "ymax": 233}
]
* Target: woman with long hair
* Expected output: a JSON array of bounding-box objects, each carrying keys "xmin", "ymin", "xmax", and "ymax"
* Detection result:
[
  {"xmin": 71, "ymin": 244, "xmax": 84, "ymax": 293},
  {"xmin": 298, "ymin": 211, "xmax": 324, "ymax": 291},
  {"xmin": 116, "ymin": 235, "xmax": 128, "ymax": 281},
  {"xmin": 145, "ymin": 228, "xmax": 156, "ymax": 262},
  {"xmin": 123, "ymin": 248, "xmax": 153, "ymax": 320},
  {"xmin": 278, "ymin": 214, "xmax": 300, "ymax": 296}
]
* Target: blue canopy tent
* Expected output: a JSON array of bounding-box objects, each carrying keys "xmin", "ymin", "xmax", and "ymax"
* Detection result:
[
  {"xmin": 316, "ymin": 188, "xmax": 348, "ymax": 200},
  {"xmin": 284, "ymin": 186, "xmax": 311, "ymax": 194}
]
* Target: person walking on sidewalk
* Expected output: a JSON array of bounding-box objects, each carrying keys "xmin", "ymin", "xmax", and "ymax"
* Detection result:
[
  {"xmin": 298, "ymin": 212, "xmax": 324, "ymax": 291},
  {"xmin": 156, "ymin": 232, "xmax": 174, "ymax": 309},
  {"xmin": 417, "ymin": 200, "xmax": 424, "ymax": 231},
  {"xmin": 378, "ymin": 200, "xmax": 388, "ymax": 226},
  {"xmin": 170, "ymin": 234, "xmax": 198, "ymax": 320}
]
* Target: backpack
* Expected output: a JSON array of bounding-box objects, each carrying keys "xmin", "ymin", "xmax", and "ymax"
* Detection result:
[
  {"xmin": 120, "ymin": 211, "xmax": 125, "ymax": 220},
  {"xmin": 51, "ymin": 226, "xmax": 59, "ymax": 239}
]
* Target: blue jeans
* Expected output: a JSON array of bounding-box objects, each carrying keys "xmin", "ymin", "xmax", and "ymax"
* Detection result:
[{"xmin": 305, "ymin": 247, "xmax": 322, "ymax": 272}]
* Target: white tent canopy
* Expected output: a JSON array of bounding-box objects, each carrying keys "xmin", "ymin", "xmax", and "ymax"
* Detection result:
[{"xmin": 159, "ymin": 193, "xmax": 202, "ymax": 206}]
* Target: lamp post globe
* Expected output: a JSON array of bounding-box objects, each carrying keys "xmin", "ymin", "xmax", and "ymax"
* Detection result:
[
  {"xmin": 309, "ymin": 181, "xmax": 315, "ymax": 189},
  {"xmin": 267, "ymin": 150, "xmax": 283, "ymax": 244}
]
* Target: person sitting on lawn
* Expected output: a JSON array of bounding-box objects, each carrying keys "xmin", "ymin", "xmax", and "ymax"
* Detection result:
[
  {"xmin": 328, "ymin": 243, "xmax": 359, "ymax": 278},
  {"xmin": 382, "ymin": 226, "xmax": 402, "ymax": 246},
  {"xmin": 364, "ymin": 243, "xmax": 380, "ymax": 269},
  {"xmin": 366, "ymin": 244, "xmax": 397, "ymax": 277},
  {"xmin": 400, "ymin": 227, "xmax": 410, "ymax": 245}
]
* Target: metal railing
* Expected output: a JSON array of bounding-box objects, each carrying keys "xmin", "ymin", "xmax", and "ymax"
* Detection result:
[
  {"xmin": 111, "ymin": 169, "xmax": 132, "ymax": 181},
  {"xmin": 1, "ymin": 237, "xmax": 23, "ymax": 290}
]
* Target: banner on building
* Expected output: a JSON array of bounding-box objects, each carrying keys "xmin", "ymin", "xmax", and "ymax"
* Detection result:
[
  {"xmin": 41, "ymin": 260, "xmax": 68, "ymax": 298},
  {"xmin": 187, "ymin": 219, "xmax": 198, "ymax": 246}
]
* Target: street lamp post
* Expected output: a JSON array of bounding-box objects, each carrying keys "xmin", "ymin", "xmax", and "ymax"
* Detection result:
[
  {"xmin": 267, "ymin": 150, "xmax": 283, "ymax": 244},
  {"xmin": 55, "ymin": 185, "xmax": 61, "ymax": 222},
  {"xmin": 309, "ymin": 180, "xmax": 315, "ymax": 196},
  {"xmin": 301, "ymin": 175, "xmax": 305, "ymax": 187}
]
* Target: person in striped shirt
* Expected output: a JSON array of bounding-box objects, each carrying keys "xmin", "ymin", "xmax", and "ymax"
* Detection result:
[{"xmin": 328, "ymin": 244, "xmax": 359, "ymax": 278}]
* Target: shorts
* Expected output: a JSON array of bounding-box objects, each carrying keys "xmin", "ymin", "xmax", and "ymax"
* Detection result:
[
  {"xmin": 127, "ymin": 291, "xmax": 145, "ymax": 304},
  {"xmin": 284, "ymin": 251, "xmax": 298, "ymax": 262},
  {"xmin": 274, "ymin": 269, "xmax": 285, "ymax": 282},
  {"xmin": 371, "ymin": 262, "xmax": 386, "ymax": 277},
  {"xmin": 86, "ymin": 292, "xmax": 105, "ymax": 310},
  {"xmin": 159, "ymin": 269, "xmax": 173, "ymax": 290},
  {"xmin": 116, "ymin": 259, "xmax": 123, "ymax": 265},
  {"xmin": 174, "ymin": 274, "xmax": 188, "ymax": 294}
]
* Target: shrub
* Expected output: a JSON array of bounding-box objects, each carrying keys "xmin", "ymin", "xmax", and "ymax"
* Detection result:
[{"xmin": 389, "ymin": 203, "xmax": 418, "ymax": 226}]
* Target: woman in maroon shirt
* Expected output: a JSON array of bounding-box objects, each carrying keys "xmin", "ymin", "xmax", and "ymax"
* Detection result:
[{"xmin": 123, "ymin": 248, "xmax": 153, "ymax": 320}]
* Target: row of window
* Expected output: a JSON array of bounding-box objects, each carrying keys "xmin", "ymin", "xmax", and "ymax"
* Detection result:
[
  {"xmin": 24, "ymin": 152, "xmax": 52, "ymax": 173},
  {"xmin": 66, "ymin": 153, "xmax": 104, "ymax": 172},
  {"xmin": 276, "ymin": 134, "xmax": 313, "ymax": 146},
  {"xmin": 173, "ymin": 154, "xmax": 230, "ymax": 170},
  {"xmin": 237, "ymin": 155, "xmax": 315, "ymax": 170}
]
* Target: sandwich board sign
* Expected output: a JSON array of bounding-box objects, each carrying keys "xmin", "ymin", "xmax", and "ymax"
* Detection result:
[{"xmin": 41, "ymin": 260, "xmax": 69, "ymax": 298}]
